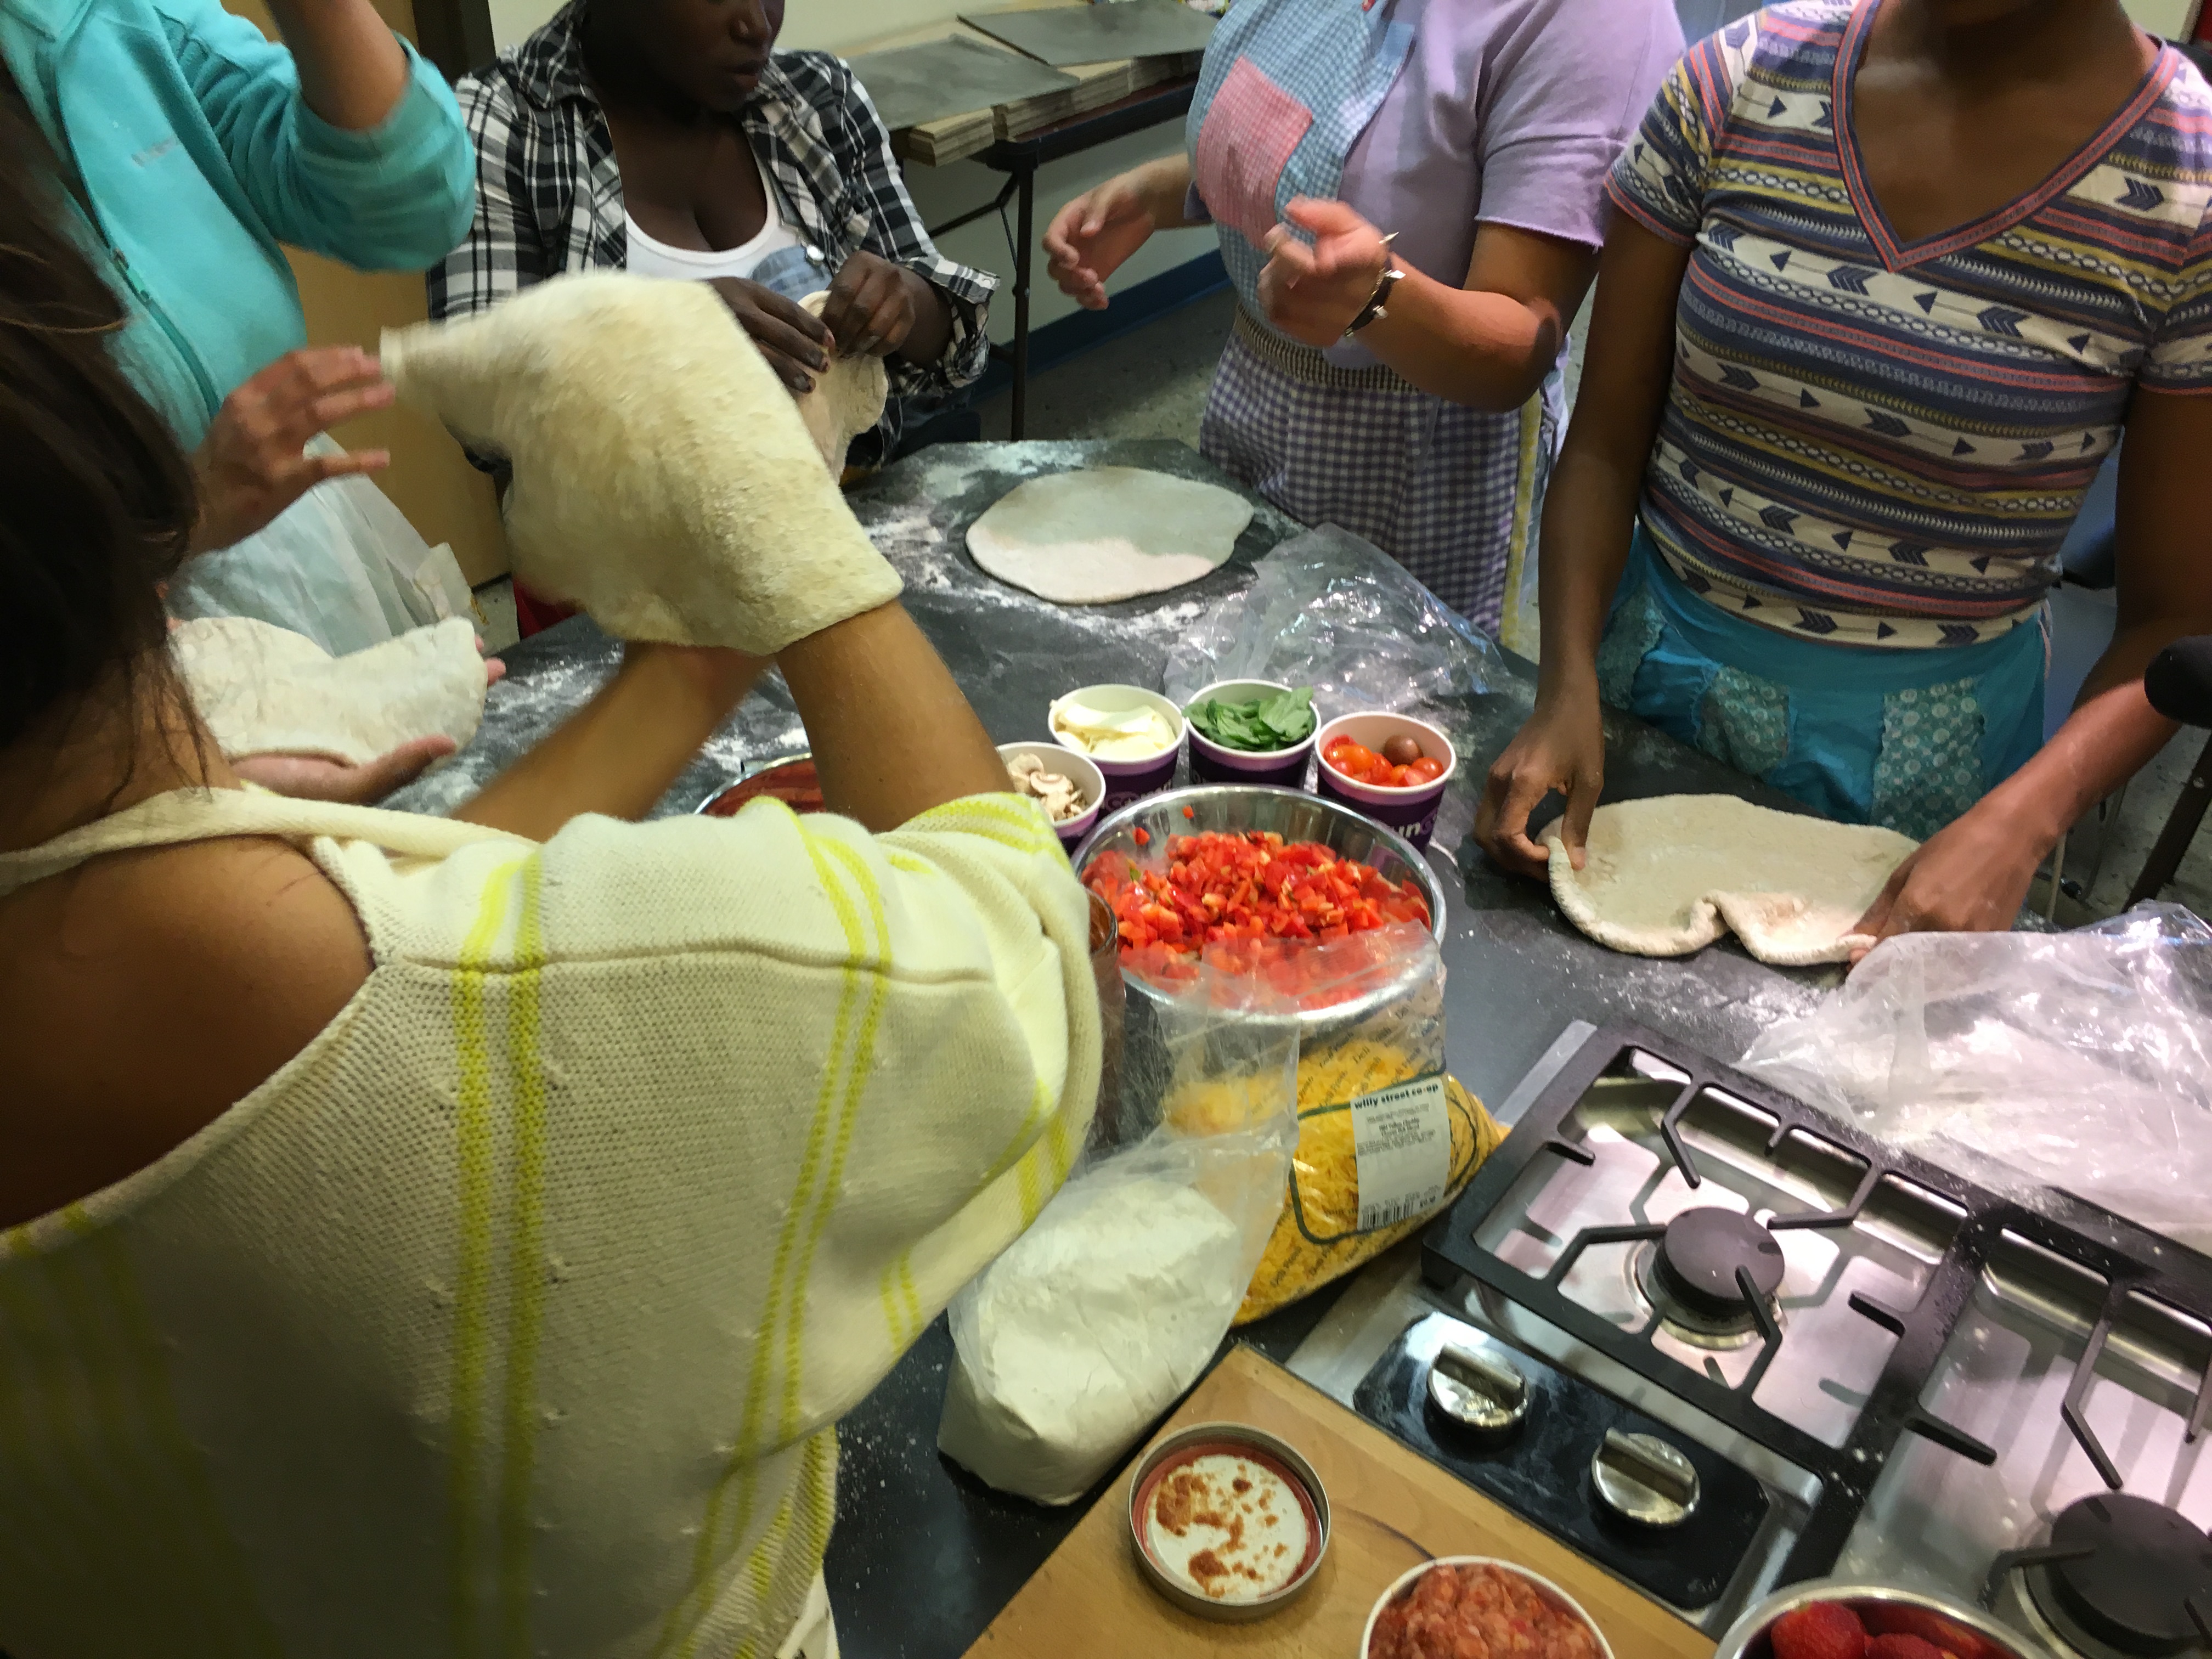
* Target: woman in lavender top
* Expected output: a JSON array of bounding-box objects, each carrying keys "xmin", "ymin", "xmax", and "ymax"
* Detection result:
[{"xmin": 1044, "ymin": 0, "xmax": 1682, "ymax": 650}]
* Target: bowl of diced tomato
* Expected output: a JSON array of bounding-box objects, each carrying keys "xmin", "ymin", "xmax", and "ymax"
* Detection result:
[
  {"xmin": 1313, "ymin": 713, "xmax": 1457, "ymax": 850},
  {"xmin": 1074, "ymin": 785, "xmax": 1446, "ymax": 1025}
]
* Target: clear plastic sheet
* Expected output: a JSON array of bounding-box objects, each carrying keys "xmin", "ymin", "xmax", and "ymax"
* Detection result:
[
  {"xmin": 1738, "ymin": 904, "xmax": 2212, "ymax": 1251},
  {"xmin": 1163, "ymin": 524, "xmax": 1507, "ymax": 849},
  {"xmin": 937, "ymin": 961, "xmax": 1300, "ymax": 1505},
  {"xmin": 166, "ymin": 440, "xmax": 472, "ymax": 657}
]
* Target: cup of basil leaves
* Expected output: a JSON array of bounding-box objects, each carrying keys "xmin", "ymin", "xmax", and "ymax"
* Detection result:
[{"xmin": 1183, "ymin": 681, "xmax": 1320, "ymax": 791}]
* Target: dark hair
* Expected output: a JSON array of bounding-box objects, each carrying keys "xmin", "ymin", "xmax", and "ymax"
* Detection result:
[{"xmin": 0, "ymin": 87, "xmax": 198, "ymax": 751}]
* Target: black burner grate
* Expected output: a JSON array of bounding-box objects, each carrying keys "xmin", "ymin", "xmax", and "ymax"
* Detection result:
[{"xmin": 1419, "ymin": 1025, "xmax": 2212, "ymax": 1587}]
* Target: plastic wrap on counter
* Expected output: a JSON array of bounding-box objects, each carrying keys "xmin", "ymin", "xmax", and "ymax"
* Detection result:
[
  {"xmin": 1738, "ymin": 902, "xmax": 2212, "ymax": 1252},
  {"xmin": 1163, "ymin": 524, "xmax": 1506, "ymax": 849}
]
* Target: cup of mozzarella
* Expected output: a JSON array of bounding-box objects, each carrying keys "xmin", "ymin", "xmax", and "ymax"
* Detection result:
[{"xmin": 1049, "ymin": 685, "xmax": 1184, "ymax": 812}]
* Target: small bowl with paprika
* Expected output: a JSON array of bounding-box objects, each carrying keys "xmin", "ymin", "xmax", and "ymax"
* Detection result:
[{"xmin": 1313, "ymin": 713, "xmax": 1456, "ymax": 850}]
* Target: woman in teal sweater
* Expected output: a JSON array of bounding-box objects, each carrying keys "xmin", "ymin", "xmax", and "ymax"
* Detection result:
[{"xmin": 2, "ymin": 0, "xmax": 475, "ymax": 654}]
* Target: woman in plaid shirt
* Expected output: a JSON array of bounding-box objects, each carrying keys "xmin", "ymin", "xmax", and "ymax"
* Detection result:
[{"xmin": 431, "ymin": 0, "xmax": 994, "ymax": 631}]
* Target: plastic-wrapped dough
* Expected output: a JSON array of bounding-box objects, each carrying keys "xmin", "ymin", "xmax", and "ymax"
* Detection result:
[
  {"xmin": 172, "ymin": 615, "xmax": 485, "ymax": 765},
  {"xmin": 380, "ymin": 274, "xmax": 901, "ymax": 656}
]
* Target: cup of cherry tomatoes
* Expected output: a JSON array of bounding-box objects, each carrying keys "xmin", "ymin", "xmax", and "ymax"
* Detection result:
[{"xmin": 1313, "ymin": 713, "xmax": 1456, "ymax": 849}]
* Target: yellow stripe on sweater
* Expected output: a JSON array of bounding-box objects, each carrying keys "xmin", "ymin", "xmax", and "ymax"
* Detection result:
[
  {"xmin": 0, "ymin": 1233, "xmax": 198, "ymax": 1649},
  {"xmin": 782, "ymin": 836, "xmax": 893, "ymax": 1437},
  {"xmin": 659, "ymin": 835, "xmax": 870, "ymax": 1659},
  {"xmin": 449, "ymin": 859, "xmax": 522, "ymax": 1659},
  {"xmin": 74, "ymin": 1214, "xmax": 286, "ymax": 1657},
  {"xmin": 732, "ymin": 1435, "xmax": 837, "ymax": 1659},
  {"xmin": 498, "ymin": 857, "xmax": 550, "ymax": 1659},
  {"xmin": 47, "ymin": 1218, "xmax": 236, "ymax": 1652}
]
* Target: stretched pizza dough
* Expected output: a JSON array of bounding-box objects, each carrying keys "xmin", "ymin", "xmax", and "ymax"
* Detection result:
[
  {"xmin": 381, "ymin": 273, "xmax": 900, "ymax": 656},
  {"xmin": 173, "ymin": 615, "xmax": 486, "ymax": 766},
  {"xmin": 967, "ymin": 466, "xmax": 1255, "ymax": 604},
  {"xmin": 1546, "ymin": 795, "xmax": 1917, "ymax": 966},
  {"xmin": 795, "ymin": 290, "xmax": 888, "ymax": 473}
]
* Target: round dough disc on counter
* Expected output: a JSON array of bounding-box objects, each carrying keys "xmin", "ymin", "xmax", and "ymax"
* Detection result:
[
  {"xmin": 1545, "ymin": 794, "xmax": 1917, "ymax": 966},
  {"xmin": 173, "ymin": 614, "xmax": 487, "ymax": 766},
  {"xmin": 966, "ymin": 466, "xmax": 1255, "ymax": 604}
]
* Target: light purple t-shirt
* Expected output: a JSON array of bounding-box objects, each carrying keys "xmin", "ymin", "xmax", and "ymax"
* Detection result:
[{"xmin": 1323, "ymin": 0, "xmax": 1684, "ymax": 368}]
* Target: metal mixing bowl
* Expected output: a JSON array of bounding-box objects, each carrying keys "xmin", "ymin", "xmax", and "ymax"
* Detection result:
[
  {"xmin": 1073, "ymin": 785, "xmax": 1449, "ymax": 1038},
  {"xmin": 1713, "ymin": 1582, "xmax": 2043, "ymax": 1659}
]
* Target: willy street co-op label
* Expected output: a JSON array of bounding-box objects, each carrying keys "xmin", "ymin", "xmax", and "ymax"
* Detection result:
[{"xmin": 1350, "ymin": 1073, "xmax": 1452, "ymax": 1232}]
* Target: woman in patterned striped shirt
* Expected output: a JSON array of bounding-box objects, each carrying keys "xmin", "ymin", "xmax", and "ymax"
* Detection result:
[{"xmin": 1479, "ymin": 0, "xmax": 2212, "ymax": 950}]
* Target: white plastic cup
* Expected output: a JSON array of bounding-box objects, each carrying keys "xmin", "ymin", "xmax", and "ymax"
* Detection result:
[
  {"xmin": 1182, "ymin": 679, "xmax": 1318, "ymax": 790},
  {"xmin": 1049, "ymin": 684, "xmax": 1185, "ymax": 814},
  {"xmin": 996, "ymin": 741, "xmax": 1105, "ymax": 850},
  {"xmin": 1312, "ymin": 712, "xmax": 1457, "ymax": 849}
]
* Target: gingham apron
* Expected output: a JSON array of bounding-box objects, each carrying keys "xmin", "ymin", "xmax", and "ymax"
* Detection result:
[{"xmin": 1185, "ymin": 0, "xmax": 1555, "ymax": 649}]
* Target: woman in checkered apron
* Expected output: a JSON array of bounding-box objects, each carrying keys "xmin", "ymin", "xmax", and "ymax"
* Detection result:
[{"xmin": 1043, "ymin": 0, "xmax": 1681, "ymax": 651}]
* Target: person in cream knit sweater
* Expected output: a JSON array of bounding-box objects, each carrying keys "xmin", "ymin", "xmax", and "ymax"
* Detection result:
[{"xmin": 0, "ymin": 96, "xmax": 1096, "ymax": 1659}]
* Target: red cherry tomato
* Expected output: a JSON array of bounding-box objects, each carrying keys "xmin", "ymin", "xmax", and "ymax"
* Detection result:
[{"xmin": 1406, "ymin": 755, "xmax": 1445, "ymax": 783}]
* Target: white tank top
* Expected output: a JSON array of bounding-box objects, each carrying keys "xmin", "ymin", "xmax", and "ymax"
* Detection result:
[{"xmin": 623, "ymin": 144, "xmax": 806, "ymax": 284}]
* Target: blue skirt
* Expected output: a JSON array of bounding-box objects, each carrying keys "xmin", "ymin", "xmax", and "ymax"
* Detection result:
[{"xmin": 1601, "ymin": 526, "xmax": 2048, "ymax": 840}]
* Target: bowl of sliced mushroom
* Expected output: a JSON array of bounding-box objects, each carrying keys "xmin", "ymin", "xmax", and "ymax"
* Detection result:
[{"xmin": 998, "ymin": 742, "xmax": 1105, "ymax": 849}]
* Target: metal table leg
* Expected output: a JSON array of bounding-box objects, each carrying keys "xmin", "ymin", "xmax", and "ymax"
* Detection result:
[
  {"xmin": 1011, "ymin": 156, "xmax": 1036, "ymax": 441},
  {"xmin": 2125, "ymin": 729, "xmax": 2212, "ymax": 907}
]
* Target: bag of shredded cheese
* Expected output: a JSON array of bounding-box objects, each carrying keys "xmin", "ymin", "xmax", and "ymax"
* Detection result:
[{"xmin": 1161, "ymin": 924, "xmax": 1502, "ymax": 1325}]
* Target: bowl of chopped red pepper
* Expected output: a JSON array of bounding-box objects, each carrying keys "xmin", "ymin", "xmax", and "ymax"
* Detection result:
[{"xmin": 1075, "ymin": 785, "xmax": 1445, "ymax": 1022}]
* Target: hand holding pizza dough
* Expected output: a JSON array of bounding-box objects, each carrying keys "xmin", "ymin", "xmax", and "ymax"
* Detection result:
[
  {"xmin": 795, "ymin": 290, "xmax": 888, "ymax": 473},
  {"xmin": 1545, "ymin": 795, "xmax": 1917, "ymax": 967},
  {"xmin": 379, "ymin": 273, "xmax": 901, "ymax": 656}
]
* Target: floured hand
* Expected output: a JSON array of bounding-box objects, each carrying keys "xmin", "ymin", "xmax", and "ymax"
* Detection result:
[{"xmin": 1849, "ymin": 803, "xmax": 2044, "ymax": 965}]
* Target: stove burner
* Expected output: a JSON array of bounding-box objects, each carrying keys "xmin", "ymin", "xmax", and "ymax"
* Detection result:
[
  {"xmin": 1636, "ymin": 1209, "xmax": 1785, "ymax": 1341},
  {"xmin": 2027, "ymin": 1494, "xmax": 2212, "ymax": 1659}
]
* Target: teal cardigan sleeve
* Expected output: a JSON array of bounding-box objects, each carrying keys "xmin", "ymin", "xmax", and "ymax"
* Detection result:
[{"xmin": 156, "ymin": 0, "xmax": 475, "ymax": 271}]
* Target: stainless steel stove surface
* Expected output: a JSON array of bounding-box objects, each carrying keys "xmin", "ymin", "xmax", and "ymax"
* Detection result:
[{"xmin": 1284, "ymin": 1023, "xmax": 2212, "ymax": 1650}]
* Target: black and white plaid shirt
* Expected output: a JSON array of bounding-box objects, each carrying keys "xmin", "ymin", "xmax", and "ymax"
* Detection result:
[{"xmin": 427, "ymin": 0, "xmax": 996, "ymax": 403}]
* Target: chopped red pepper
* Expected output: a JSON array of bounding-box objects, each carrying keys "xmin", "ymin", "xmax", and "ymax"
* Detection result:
[
  {"xmin": 1083, "ymin": 830, "xmax": 1430, "ymax": 1003},
  {"xmin": 1133, "ymin": 827, "xmax": 1150, "ymax": 845}
]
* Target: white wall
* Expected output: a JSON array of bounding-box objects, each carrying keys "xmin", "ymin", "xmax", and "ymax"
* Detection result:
[
  {"xmin": 486, "ymin": 0, "xmax": 1212, "ymax": 341},
  {"xmin": 2123, "ymin": 0, "xmax": 2200, "ymax": 36}
]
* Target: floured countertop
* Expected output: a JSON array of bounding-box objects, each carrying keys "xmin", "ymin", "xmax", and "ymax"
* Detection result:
[{"xmin": 382, "ymin": 438, "xmax": 1845, "ymax": 1659}]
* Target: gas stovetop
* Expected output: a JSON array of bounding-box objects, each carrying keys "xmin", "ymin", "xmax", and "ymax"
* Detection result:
[{"xmin": 1283, "ymin": 1022, "xmax": 2212, "ymax": 1649}]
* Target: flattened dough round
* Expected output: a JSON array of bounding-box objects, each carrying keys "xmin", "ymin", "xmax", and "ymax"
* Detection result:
[
  {"xmin": 173, "ymin": 615, "xmax": 486, "ymax": 766},
  {"xmin": 1545, "ymin": 794, "xmax": 1917, "ymax": 966},
  {"xmin": 966, "ymin": 466, "xmax": 1254, "ymax": 604}
]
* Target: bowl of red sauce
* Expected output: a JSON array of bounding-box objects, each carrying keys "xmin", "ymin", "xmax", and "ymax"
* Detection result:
[
  {"xmin": 1363, "ymin": 1556, "xmax": 1615, "ymax": 1659},
  {"xmin": 696, "ymin": 752, "xmax": 824, "ymax": 817}
]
